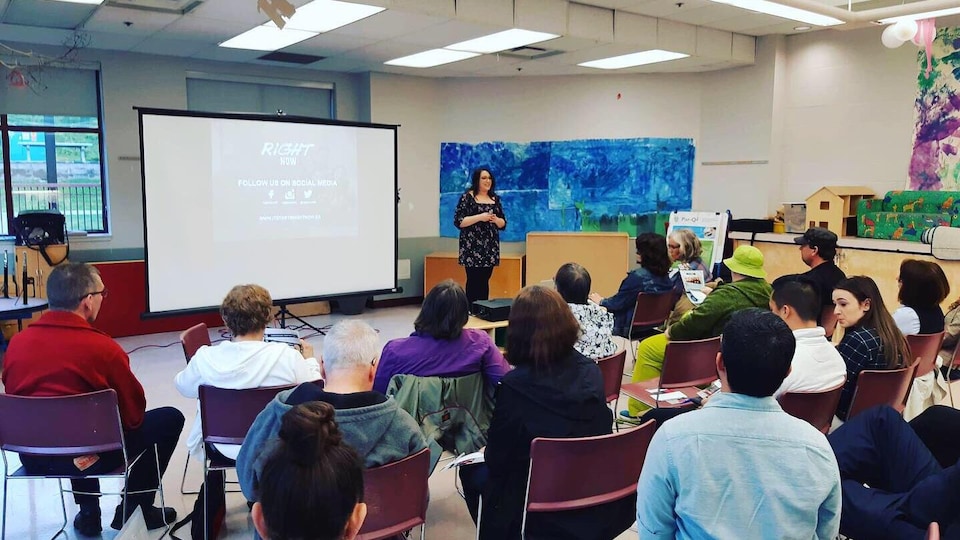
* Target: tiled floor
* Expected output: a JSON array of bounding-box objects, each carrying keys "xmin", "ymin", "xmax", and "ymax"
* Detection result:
[{"xmin": 0, "ymin": 305, "xmax": 638, "ymax": 539}]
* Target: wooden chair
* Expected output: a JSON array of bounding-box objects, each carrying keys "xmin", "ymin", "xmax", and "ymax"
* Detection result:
[
  {"xmin": 357, "ymin": 448, "xmax": 431, "ymax": 540},
  {"xmin": 626, "ymin": 291, "xmax": 676, "ymax": 359},
  {"xmin": 179, "ymin": 322, "xmax": 212, "ymax": 494},
  {"xmin": 778, "ymin": 381, "xmax": 845, "ymax": 434},
  {"xmin": 198, "ymin": 384, "xmax": 296, "ymax": 539},
  {"xmin": 180, "ymin": 322, "xmax": 211, "ymax": 362},
  {"xmin": 620, "ymin": 336, "xmax": 721, "ymax": 409},
  {"xmin": 846, "ymin": 364, "xmax": 918, "ymax": 420},
  {"xmin": 518, "ymin": 420, "xmax": 657, "ymax": 539},
  {"xmin": 907, "ymin": 332, "xmax": 946, "ymax": 379},
  {"xmin": 0, "ymin": 390, "xmax": 168, "ymax": 539},
  {"xmin": 596, "ymin": 349, "xmax": 627, "ymax": 414}
]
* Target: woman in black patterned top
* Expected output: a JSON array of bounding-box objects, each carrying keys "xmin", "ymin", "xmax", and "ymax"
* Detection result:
[
  {"xmin": 832, "ymin": 276, "xmax": 909, "ymax": 420},
  {"xmin": 454, "ymin": 168, "xmax": 507, "ymax": 304}
]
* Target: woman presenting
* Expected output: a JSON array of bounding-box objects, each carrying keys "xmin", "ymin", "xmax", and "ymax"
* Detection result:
[{"xmin": 454, "ymin": 167, "xmax": 506, "ymax": 304}]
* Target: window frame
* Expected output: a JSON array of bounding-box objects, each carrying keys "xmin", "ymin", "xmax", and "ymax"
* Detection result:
[{"xmin": 0, "ymin": 71, "xmax": 108, "ymax": 236}]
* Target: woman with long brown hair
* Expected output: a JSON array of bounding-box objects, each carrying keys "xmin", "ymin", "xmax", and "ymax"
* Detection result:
[{"xmin": 832, "ymin": 276, "xmax": 910, "ymax": 420}]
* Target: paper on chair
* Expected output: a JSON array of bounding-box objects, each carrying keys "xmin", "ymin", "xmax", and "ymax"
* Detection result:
[{"xmin": 652, "ymin": 391, "xmax": 687, "ymax": 401}]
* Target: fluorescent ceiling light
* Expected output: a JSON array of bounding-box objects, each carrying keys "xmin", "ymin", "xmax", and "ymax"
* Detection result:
[
  {"xmin": 220, "ymin": 26, "xmax": 318, "ymax": 51},
  {"xmin": 52, "ymin": 0, "xmax": 104, "ymax": 3},
  {"xmin": 709, "ymin": 0, "xmax": 844, "ymax": 26},
  {"xmin": 579, "ymin": 49, "xmax": 689, "ymax": 70},
  {"xmin": 265, "ymin": 0, "xmax": 385, "ymax": 33},
  {"xmin": 879, "ymin": 7, "xmax": 960, "ymax": 24},
  {"xmin": 446, "ymin": 29, "xmax": 560, "ymax": 54},
  {"xmin": 385, "ymin": 49, "xmax": 480, "ymax": 68}
]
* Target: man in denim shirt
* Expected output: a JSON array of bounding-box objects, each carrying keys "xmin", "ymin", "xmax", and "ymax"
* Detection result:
[{"xmin": 636, "ymin": 308, "xmax": 841, "ymax": 539}]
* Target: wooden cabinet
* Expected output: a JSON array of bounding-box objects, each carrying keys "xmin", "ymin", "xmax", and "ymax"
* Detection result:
[
  {"xmin": 0, "ymin": 245, "xmax": 68, "ymax": 339},
  {"xmin": 424, "ymin": 252, "xmax": 525, "ymax": 299}
]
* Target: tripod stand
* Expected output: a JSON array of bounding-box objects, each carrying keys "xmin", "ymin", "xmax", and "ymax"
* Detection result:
[{"xmin": 275, "ymin": 303, "xmax": 326, "ymax": 334}]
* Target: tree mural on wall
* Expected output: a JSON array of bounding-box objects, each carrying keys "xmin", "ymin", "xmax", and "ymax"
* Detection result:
[{"xmin": 910, "ymin": 27, "xmax": 960, "ymax": 191}]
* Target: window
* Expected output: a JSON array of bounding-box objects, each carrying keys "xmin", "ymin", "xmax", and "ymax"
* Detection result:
[{"xmin": 0, "ymin": 68, "xmax": 107, "ymax": 234}]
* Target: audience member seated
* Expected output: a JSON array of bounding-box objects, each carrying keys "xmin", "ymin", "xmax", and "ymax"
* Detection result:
[
  {"xmin": 667, "ymin": 228, "xmax": 712, "ymax": 295},
  {"xmin": 459, "ymin": 285, "xmax": 632, "ymax": 540},
  {"xmin": 636, "ymin": 309, "xmax": 841, "ymax": 539},
  {"xmin": 237, "ymin": 320, "xmax": 433, "ymax": 502},
  {"xmin": 2, "ymin": 262, "xmax": 184, "ymax": 535},
  {"xmin": 374, "ymin": 280, "xmax": 508, "ymax": 394},
  {"xmin": 251, "ymin": 401, "xmax": 367, "ymax": 540},
  {"xmin": 833, "ymin": 276, "xmax": 910, "ymax": 421},
  {"xmin": 795, "ymin": 227, "xmax": 846, "ymax": 313},
  {"xmin": 624, "ymin": 245, "xmax": 772, "ymax": 418},
  {"xmin": 770, "ymin": 276, "xmax": 846, "ymax": 397},
  {"xmin": 939, "ymin": 295, "xmax": 960, "ymax": 380},
  {"xmin": 589, "ymin": 233, "xmax": 673, "ymax": 338},
  {"xmin": 175, "ymin": 284, "xmax": 322, "ymax": 463},
  {"xmin": 828, "ymin": 405, "xmax": 960, "ymax": 539},
  {"xmin": 554, "ymin": 262, "xmax": 618, "ymax": 359},
  {"xmin": 893, "ymin": 259, "xmax": 949, "ymax": 336}
]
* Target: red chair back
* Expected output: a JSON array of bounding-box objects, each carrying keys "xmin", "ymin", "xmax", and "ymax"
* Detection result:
[
  {"xmin": 523, "ymin": 420, "xmax": 656, "ymax": 523},
  {"xmin": 597, "ymin": 350, "xmax": 626, "ymax": 404},
  {"xmin": 778, "ymin": 381, "xmax": 845, "ymax": 434},
  {"xmin": 660, "ymin": 336, "xmax": 722, "ymax": 388},
  {"xmin": 198, "ymin": 384, "xmax": 295, "ymax": 446},
  {"xmin": 356, "ymin": 448, "xmax": 431, "ymax": 540},
  {"xmin": 0, "ymin": 389, "xmax": 123, "ymax": 456},
  {"xmin": 907, "ymin": 332, "xmax": 946, "ymax": 378},
  {"xmin": 631, "ymin": 291, "xmax": 676, "ymax": 330},
  {"xmin": 180, "ymin": 323, "xmax": 211, "ymax": 363},
  {"xmin": 847, "ymin": 364, "xmax": 918, "ymax": 420},
  {"xmin": 821, "ymin": 306, "xmax": 839, "ymax": 339}
]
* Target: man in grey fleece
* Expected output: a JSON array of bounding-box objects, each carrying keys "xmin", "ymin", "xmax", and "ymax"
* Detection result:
[{"xmin": 237, "ymin": 319, "xmax": 436, "ymax": 502}]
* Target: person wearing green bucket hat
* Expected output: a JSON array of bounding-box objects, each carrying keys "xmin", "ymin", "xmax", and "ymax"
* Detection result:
[{"xmin": 622, "ymin": 245, "xmax": 773, "ymax": 420}]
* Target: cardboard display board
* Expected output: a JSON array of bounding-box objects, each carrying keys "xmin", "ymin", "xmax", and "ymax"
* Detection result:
[
  {"xmin": 667, "ymin": 211, "xmax": 730, "ymax": 269},
  {"xmin": 525, "ymin": 232, "xmax": 630, "ymax": 297}
]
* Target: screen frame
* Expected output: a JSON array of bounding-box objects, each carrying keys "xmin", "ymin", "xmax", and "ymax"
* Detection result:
[{"xmin": 136, "ymin": 106, "xmax": 399, "ymax": 318}]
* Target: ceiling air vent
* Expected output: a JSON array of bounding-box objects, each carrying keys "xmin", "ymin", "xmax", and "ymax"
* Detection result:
[
  {"xmin": 257, "ymin": 51, "xmax": 326, "ymax": 65},
  {"xmin": 105, "ymin": 0, "xmax": 204, "ymax": 15},
  {"xmin": 497, "ymin": 46, "xmax": 563, "ymax": 60}
]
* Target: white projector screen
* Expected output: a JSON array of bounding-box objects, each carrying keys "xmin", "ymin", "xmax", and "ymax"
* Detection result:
[{"xmin": 139, "ymin": 108, "xmax": 398, "ymax": 315}]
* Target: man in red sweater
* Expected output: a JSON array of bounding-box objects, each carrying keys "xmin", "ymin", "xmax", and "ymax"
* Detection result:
[{"xmin": 2, "ymin": 262, "xmax": 184, "ymax": 536}]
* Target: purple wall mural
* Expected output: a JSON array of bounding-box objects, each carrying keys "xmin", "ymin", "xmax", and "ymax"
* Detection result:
[{"xmin": 910, "ymin": 27, "xmax": 960, "ymax": 190}]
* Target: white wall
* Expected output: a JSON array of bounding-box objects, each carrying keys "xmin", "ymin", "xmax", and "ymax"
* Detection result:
[
  {"xmin": 370, "ymin": 72, "xmax": 704, "ymax": 238},
  {"xmin": 781, "ymin": 26, "xmax": 919, "ymax": 203}
]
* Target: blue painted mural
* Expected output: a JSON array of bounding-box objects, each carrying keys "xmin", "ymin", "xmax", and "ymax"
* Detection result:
[{"xmin": 439, "ymin": 138, "xmax": 695, "ymax": 242}]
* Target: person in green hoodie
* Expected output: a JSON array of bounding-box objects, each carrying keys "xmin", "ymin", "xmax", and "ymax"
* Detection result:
[
  {"xmin": 623, "ymin": 245, "xmax": 773, "ymax": 418},
  {"xmin": 236, "ymin": 319, "xmax": 436, "ymax": 503}
]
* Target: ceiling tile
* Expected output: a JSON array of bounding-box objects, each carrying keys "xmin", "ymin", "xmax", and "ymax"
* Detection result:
[
  {"xmin": 705, "ymin": 11, "xmax": 797, "ymax": 32},
  {"xmin": 622, "ymin": 0, "xmax": 714, "ymax": 19},
  {"xmin": 83, "ymin": 5, "xmax": 180, "ymax": 34},
  {"xmin": 83, "ymin": 30, "xmax": 147, "ymax": 50},
  {"xmin": 188, "ymin": 0, "xmax": 277, "ymax": 25},
  {"xmin": 189, "ymin": 44, "xmax": 265, "ymax": 62},
  {"xmin": 3, "ymin": 0, "xmax": 94, "ymax": 29},
  {"xmin": 389, "ymin": 0, "xmax": 456, "ymax": 18},
  {"xmin": 284, "ymin": 32, "xmax": 376, "ymax": 54},
  {"xmin": 390, "ymin": 19, "xmax": 505, "ymax": 47},
  {"xmin": 131, "ymin": 36, "xmax": 208, "ymax": 56},
  {"xmin": 332, "ymin": 9, "xmax": 447, "ymax": 40},
  {"xmin": 456, "ymin": 0, "xmax": 512, "ymax": 27},
  {"xmin": 0, "ymin": 23, "xmax": 75, "ymax": 46}
]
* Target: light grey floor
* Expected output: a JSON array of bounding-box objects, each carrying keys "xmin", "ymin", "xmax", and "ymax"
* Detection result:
[{"xmin": 0, "ymin": 305, "xmax": 639, "ymax": 539}]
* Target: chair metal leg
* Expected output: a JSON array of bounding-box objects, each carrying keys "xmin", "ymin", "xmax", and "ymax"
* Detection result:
[
  {"xmin": 52, "ymin": 479, "xmax": 68, "ymax": 540},
  {"xmin": 180, "ymin": 454, "xmax": 199, "ymax": 495},
  {"xmin": 2, "ymin": 469, "xmax": 8, "ymax": 540},
  {"xmin": 948, "ymin": 364, "xmax": 955, "ymax": 407}
]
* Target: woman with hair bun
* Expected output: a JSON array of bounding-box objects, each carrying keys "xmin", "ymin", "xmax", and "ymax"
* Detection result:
[{"xmin": 251, "ymin": 401, "xmax": 366, "ymax": 540}]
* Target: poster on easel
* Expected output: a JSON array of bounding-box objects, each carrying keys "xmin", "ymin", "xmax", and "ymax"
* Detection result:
[{"xmin": 666, "ymin": 211, "xmax": 730, "ymax": 270}]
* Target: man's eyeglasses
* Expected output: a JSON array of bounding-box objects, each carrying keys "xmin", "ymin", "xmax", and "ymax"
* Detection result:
[{"xmin": 79, "ymin": 289, "xmax": 108, "ymax": 302}]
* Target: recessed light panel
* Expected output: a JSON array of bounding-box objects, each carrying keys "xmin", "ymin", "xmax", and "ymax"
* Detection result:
[
  {"xmin": 266, "ymin": 0, "xmax": 385, "ymax": 33},
  {"xmin": 709, "ymin": 0, "xmax": 844, "ymax": 26},
  {"xmin": 579, "ymin": 49, "xmax": 689, "ymax": 70},
  {"xmin": 220, "ymin": 26, "xmax": 318, "ymax": 51},
  {"xmin": 446, "ymin": 29, "xmax": 560, "ymax": 54},
  {"xmin": 879, "ymin": 7, "xmax": 960, "ymax": 24},
  {"xmin": 385, "ymin": 49, "xmax": 480, "ymax": 68}
]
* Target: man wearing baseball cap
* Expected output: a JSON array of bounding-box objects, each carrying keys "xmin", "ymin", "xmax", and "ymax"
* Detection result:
[
  {"xmin": 794, "ymin": 227, "xmax": 846, "ymax": 309},
  {"xmin": 623, "ymin": 245, "xmax": 773, "ymax": 418}
]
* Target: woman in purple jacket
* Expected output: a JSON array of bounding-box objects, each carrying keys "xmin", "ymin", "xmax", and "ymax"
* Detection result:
[{"xmin": 373, "ymin": 280, "xmax": 509, "ymax": 393}]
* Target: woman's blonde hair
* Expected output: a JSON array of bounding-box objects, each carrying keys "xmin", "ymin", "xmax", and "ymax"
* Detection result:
[{"xmin": 669, "ymin": 228, "xmax": 703, "ymax": 262}]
